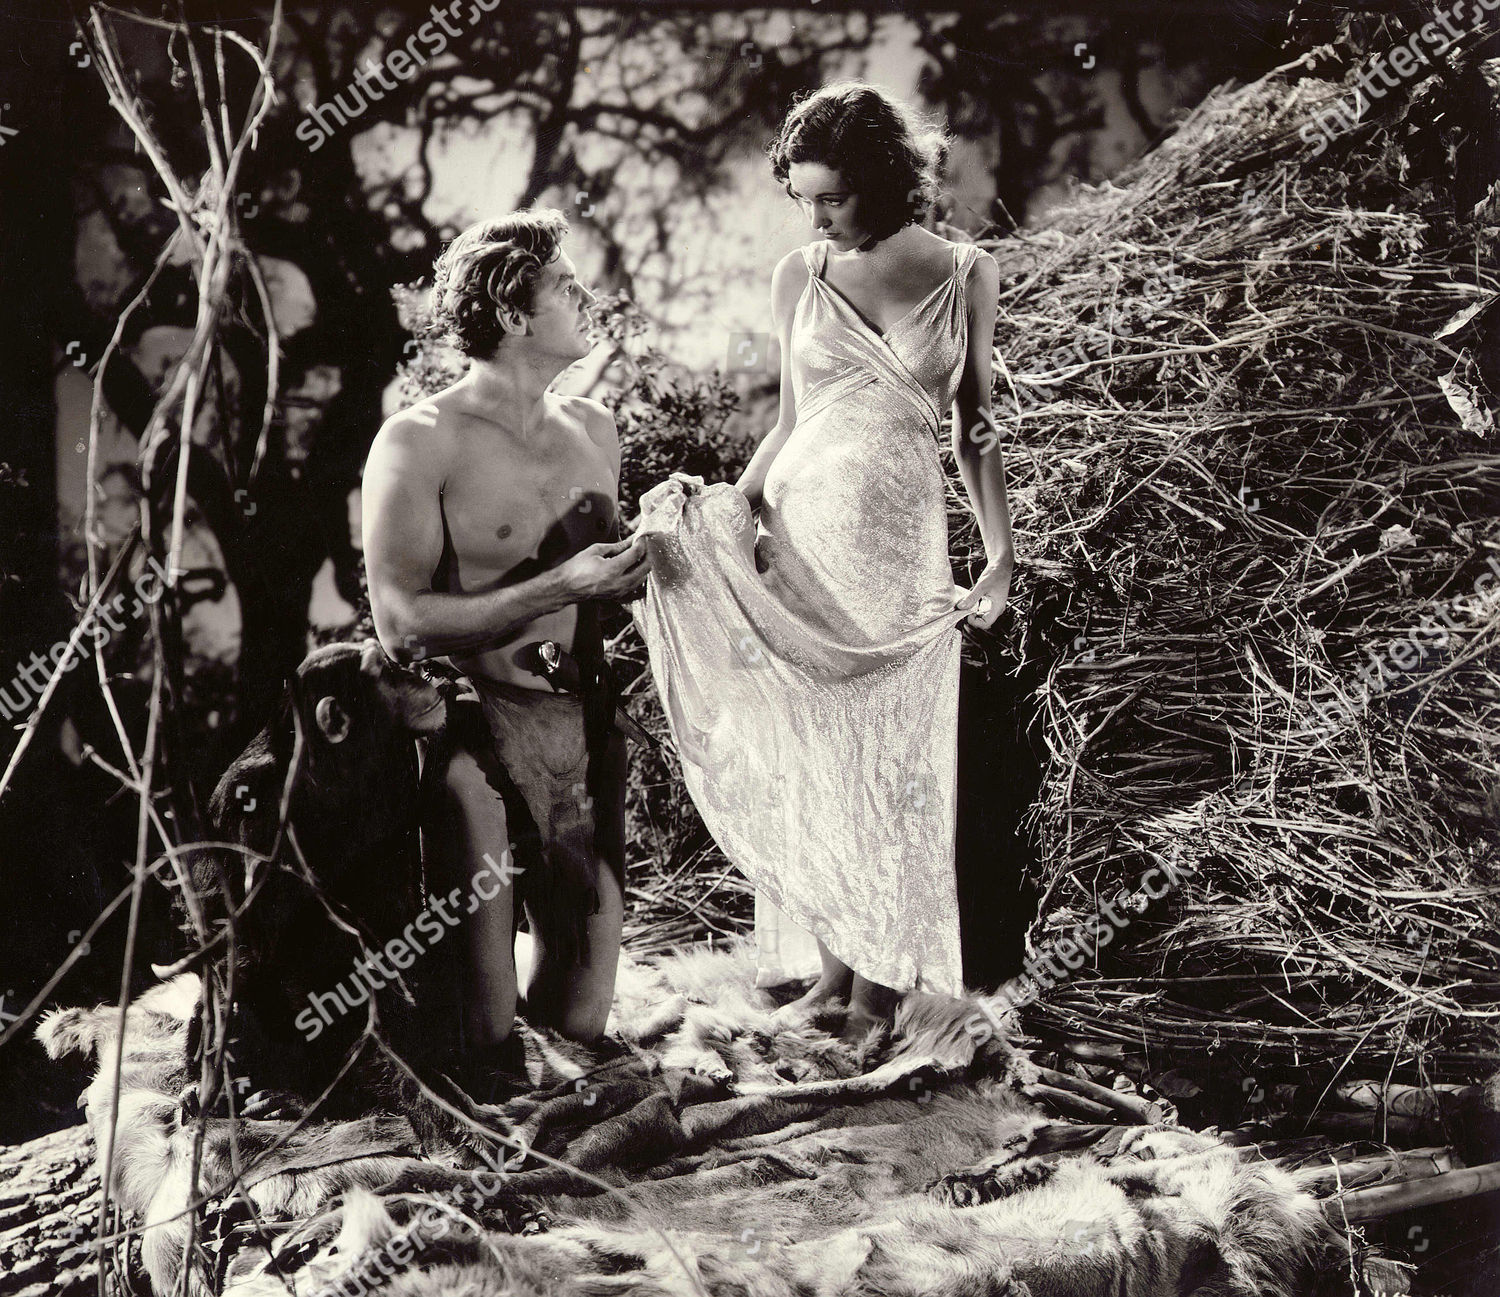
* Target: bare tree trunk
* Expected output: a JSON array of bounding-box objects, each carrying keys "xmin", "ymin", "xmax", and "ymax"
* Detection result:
[{"xmin": 0, "ymin": 1123, "xmax": 103, "ymax": 1297}]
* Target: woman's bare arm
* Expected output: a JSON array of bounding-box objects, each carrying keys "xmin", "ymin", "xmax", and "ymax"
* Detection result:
[
  {"xmin": 951, "ymin": 250, "xmax": 1015, "ymax": 626},
  {"xmin": 736, "ymin": 250, "xmax": 808, "ymax": 510}
]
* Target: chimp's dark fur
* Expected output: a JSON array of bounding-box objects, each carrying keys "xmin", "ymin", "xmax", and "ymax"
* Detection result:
[{"xmin": 177, "ymin": 640, "xmax": 506, "ymax": 1160}]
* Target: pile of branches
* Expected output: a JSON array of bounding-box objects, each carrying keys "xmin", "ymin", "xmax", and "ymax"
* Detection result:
[{"xmin": 957, "ymin": 29, "xmax": 1500, "ymax": 1102}]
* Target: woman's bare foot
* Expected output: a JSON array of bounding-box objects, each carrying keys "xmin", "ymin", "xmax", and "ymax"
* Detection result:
[
  {"xmin": 838, "ymin": 974, "xmax": 900, "ymax": 1048},
  {"xmin": 770, "ymin": 936, "xmax": 854, "ymax": 1027},
  {"xmin": 771, "ymin": 975, "xmax": 851, "ymax": 1026},
  {"xmin": 836, "ymin": 1003, "xmax": 892, "ymax": 1047}
]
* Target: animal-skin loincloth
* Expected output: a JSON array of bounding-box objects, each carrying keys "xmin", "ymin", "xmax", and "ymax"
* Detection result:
[{"xmin": 419, "ymin": 629, "xmax": 626, "ymax": 969}]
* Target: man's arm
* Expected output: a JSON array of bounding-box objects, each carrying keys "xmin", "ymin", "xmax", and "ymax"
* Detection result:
[{"xmin": 362, "ymin": 412, "xmax": 647, "ymax": 664}]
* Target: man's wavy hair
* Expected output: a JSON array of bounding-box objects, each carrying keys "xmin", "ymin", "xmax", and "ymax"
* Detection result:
[
  {"xmin": 429, "ymin": 209, "xmax": 570, "ymax": 359},
  {"xmin": 767, "ymin": 82, "xmax": 949, "ymax": 242}
]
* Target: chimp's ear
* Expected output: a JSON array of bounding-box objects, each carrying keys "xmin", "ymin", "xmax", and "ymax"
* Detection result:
[{"xmin": 314, "ymin": 695, "xmax": 350, "ymax": 744}]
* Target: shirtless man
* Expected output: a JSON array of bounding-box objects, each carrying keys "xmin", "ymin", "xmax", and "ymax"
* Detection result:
[{"xmin": 362, "ymin": 210, "xmax": 648, "ymax": 1087}]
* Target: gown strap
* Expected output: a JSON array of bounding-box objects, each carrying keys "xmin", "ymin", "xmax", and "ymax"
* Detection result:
[
  {"xmin": 953, "ymin": 240, "xmax": 982, "ymax": 285},
  {"xmin": 799, "ymin": 240, "xmax": 830, "ymax": 279}
]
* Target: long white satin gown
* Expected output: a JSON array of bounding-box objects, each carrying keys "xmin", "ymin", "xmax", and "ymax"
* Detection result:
[{"xmin": 634, "ymin": 238, "xmax": 983, "ymax": 998}]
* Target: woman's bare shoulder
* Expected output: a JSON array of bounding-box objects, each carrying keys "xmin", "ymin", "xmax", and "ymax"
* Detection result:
[
  {"xmin": 770, "ymin": 247, "xmax": 813, "ymax": 327},
  {"xmin": 922, "ymin": 231, "xmax": 996, "ymax": 284},
  {"xmin": 773, "ymin": 245, "xmax": 814, "ymax": 283},
  {"xmin": 899, "ymin": 226, "xmax": 974, "ymax": 278},
  {"xmin": 964, "ymin": 243, "xmax": 999, "ymax": 277}
]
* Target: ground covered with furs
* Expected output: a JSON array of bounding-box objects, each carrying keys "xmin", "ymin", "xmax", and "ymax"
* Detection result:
[{"xmin": 31, "ymin": 940, "xmax": 1370, "ymax": 1297}]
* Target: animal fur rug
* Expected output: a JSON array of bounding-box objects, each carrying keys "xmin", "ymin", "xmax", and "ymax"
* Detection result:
[{"xmin": 39, "ymin": 941, "xmax": 1350, "ymax": 1297}]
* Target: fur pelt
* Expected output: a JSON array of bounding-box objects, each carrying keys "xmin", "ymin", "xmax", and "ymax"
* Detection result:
[{"xmin": 39, "ymin": 942, "xmax": 1347, "ymax": 1297}]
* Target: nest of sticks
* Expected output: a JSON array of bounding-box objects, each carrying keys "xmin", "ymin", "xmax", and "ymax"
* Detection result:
[{"xmin": 956, "ymin": 42, "xmax": 1500, "ymax": 1102}]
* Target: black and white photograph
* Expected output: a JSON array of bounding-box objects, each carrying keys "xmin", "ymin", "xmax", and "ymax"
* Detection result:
[{"xmin": 0, "ymin": 1, "xmax": 1498, "ymax": 1293}]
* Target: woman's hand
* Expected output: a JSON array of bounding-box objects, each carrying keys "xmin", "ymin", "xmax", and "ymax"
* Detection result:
[
  {"xmin": 734, "ymin": 472, "xmax": 765, "ymax": 513},
  {"xmin": 732, "ymin": 481, "xmax": 762, "ymax": 518},
  {"xmin": 956, "ymin": 552, "xmax": 1014, "ymax": 630}
]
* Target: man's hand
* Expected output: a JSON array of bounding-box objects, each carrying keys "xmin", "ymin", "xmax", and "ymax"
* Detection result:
[{"xmin": 559, "ymin": 535, "xmax": 652, "ymax": 601}]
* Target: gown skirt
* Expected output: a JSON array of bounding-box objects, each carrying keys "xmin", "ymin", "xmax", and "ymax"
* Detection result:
[{"xmin": 633, "ymin": 239, "xmax": 983, "ymax": 997}]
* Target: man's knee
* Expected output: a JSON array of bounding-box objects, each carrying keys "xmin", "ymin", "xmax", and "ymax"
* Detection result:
[
  {"xmin": 542, "ymin": 974, "xmax": 614, "ymax": 1043},
  {"xmin": 529, "ymin": 909, "xmax": 621, "ymax": 1041}
]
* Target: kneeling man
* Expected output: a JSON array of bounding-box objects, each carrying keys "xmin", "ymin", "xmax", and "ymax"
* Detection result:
[{"xmin": 362, "ymin": 209, "xmax": 648, "ymax": 1089}]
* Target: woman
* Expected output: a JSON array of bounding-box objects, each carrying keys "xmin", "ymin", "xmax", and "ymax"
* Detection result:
[{"xmin": 634, "ymin": 82, "xmax": 1015, "ymax": 1042}]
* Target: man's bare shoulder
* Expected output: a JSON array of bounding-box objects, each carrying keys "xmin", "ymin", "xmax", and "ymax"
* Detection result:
[{"xmin": 367, "ymin": 396, "xmax": 461, "ymax": 479}]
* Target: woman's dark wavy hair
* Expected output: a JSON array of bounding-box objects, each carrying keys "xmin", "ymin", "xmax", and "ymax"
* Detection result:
[
  {"xmin": 767, "ymin": 82, "xmax": 949, "ymax": 241},
  {"xmin": 429, "ymin": 208, "xmax": 570, "ymax": 359}
]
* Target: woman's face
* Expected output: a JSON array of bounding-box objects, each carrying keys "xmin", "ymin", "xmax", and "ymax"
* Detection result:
[{"xmin": 787, "ymin": 162, "xmax": 867, "ymax": 249}]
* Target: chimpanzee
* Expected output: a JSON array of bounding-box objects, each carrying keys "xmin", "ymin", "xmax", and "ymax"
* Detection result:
[{"xmin": 174, "ymin": 639, "xmax": 510, "ymax": 1160}]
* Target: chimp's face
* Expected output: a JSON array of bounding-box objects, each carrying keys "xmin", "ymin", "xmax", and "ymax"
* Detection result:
[{"xmin": 297, "ymin": 639, "xmax": 446, "ymax": 748}]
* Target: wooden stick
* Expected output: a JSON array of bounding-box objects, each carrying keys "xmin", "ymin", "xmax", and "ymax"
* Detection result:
[
  {"xmin": 1032, "ymin": 1065, "xmax": 1164, "ymax": 1124},
  {"xmin": 1332, "ymin": 1080, "xmax": 1473, "ymax": 1120},
  {"xmin": 1292, "ymin": 1146, "xmax": 1456, "ymax": 1193},
  {"xmin": 1022, "ymin": 1083, "xmax": 1118, "ymax": 1123},
  {"xmin": 1327, "ymin": 1160, "xmax": 1500, "ymax": 1223},
  {"xmin": 1294, "ymin": 1112, "xmax": 1434, "ymax": 1143}
]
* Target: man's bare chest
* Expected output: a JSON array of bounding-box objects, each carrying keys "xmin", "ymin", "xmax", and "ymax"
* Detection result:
[{"xmin": 437, "ymin": 428, "xmax": 617, "ymax": 588}]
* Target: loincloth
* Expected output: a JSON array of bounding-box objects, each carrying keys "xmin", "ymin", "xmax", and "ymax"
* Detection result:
[{"xmin": 421, "ymin": 669, "xmax": 626, "ymax": 969}]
